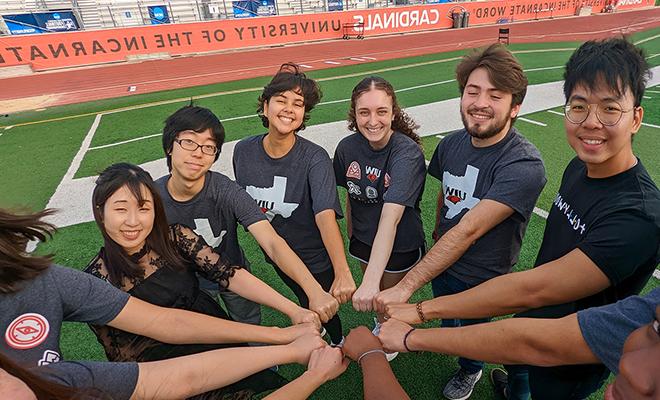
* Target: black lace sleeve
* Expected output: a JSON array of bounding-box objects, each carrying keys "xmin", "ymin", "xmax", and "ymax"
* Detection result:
[
  {"xmin": 83, "ymin": 252, "xmax": 110, "ymax": 281},
  {"xmin": 171, "ymin": 224, "xmax": 241, "ymax": 289}
]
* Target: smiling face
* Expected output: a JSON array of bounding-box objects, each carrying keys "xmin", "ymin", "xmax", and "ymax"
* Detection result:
[
  {"xmin": 169, "ymin": 128, "xmax": 216, "ymax": 184},
  {"xmin": 102, "ymin": 184, "xmax": 155, "ymax": 255},
  {"xmin": 460, "ymin": 67, "xmax": 520, "ymax": 147},
  {"xmin": 565, "ymin": 80, "xmax": 642, "ymax": 178},
  {"xmin": 263, "ymin": 90, "xmax": 305, "ymax": 137},
  {"xmin": 605, "ymin": 306, "xmax": 660, "ymax": 400},
  {"xmin": 355, "ymin": 87, "xmax": 395, "ymax": 150}
]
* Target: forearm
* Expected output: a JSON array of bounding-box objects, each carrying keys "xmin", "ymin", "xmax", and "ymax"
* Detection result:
[
  {"xmin": 407, "ymin": 315, "xmax": 598, "ymax": 366},
  {"xmin": 363, "ymin": 205, "xmax": 403, "ymax": 286},
  {"xmin": 398, "ymin": 225, "xmax": 474, "ymax": 294},
  {"xmin": 228, "ymin": 268, "xmax": 300, "ymax": 317},
  {"xmin": 131, "ymin": 345, "xmax": 295, "ymax": 400},
  {"xmin": 315, "ymin": 210, "xmax": 351, "ymax": 276},
  {"xmin": 263, "ymin": 370, "xmax": 326, "ymax": 400},
  {"xmin": 360, "ymin": 353, "xmax": 410, "ymax": 400},
  {"xmin": 269, "ymin": 237, "xmax": 326, "ymax": 298}
]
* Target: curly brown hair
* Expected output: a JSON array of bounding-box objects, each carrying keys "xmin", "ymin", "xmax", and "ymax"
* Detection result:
[{"xmin": 347, "ymin": 76, "xmax": 421, "ymax": 146}]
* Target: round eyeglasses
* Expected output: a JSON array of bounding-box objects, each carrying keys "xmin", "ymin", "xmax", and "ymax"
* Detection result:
[
  {"xmin": 175, "ymin": 138, "xmax": 218, "ymax": 156},
  {"xmin": 564, "ymin": 100, "xmax": 636, "ymax": 126}
]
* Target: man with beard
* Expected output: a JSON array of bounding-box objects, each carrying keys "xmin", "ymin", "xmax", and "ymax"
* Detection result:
[{"xmin": 375, "ymin": 43, "xmax": 546, "ymax": 400}]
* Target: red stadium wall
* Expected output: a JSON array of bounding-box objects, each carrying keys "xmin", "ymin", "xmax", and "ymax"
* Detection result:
[{"xmin": 0, "ymin": 0, "xmax": 652, "ymax": 70}]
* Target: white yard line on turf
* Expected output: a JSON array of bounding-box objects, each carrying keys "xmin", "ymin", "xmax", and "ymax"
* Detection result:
[
  {"xmin": 654, "ymin": 269, "xmax": 660, "ymax": 280},
  {"xmin": 88, "ymin": 133, "xmax": 162, "ymax": 150},
  {"xmin": 641, "ymin": 122, "xmax": 660, "ymax": 129},
  {"xmin": 518, "ymin": 117, "xmax": 547, "ymax": 127},
  {"xmin": 547, "ymin": 110, "xmax": 563, "ymax": 116}
]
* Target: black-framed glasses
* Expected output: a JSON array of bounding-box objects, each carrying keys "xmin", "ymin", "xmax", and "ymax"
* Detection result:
[
  {"xmin": 564, "ymin": 100, "xmax": 636, "ymax": 126},
  {"xmin": 175, "ymin": 138, "xmax": 218, "ymax": 156}
]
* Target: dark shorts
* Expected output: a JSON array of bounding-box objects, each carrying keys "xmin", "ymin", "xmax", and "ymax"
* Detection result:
[{"xmin": 349, "ymin": 236, "xmax": 425, "ymax": 273}]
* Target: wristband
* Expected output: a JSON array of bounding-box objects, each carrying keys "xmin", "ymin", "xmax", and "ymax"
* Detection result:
[
  {"xmin": 357, "ymin": 349, "xmax": 386, "ymax": 366},
  {"xmin": 403, "ymin": 328, "xmax": 416, "ymax": 352},
  {"xmin": 416, "ymin": 301, "xmax": 427, "ymax": 323}
]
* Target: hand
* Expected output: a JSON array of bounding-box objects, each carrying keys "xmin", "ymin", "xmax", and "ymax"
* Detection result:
[
  {"xmin": 280, "ymin": 322, "xmax": 319, "ymax": 343},
  {"xmin": 306, "ymin": 346, "xmax": 349, "ymax": 383},
  {"xmin": 384, "ymin": 303, "xmax": 422, "ymax": 325},
  {"xmin": 309, "ymin": 290, "xmax": 339, "ymax": 324},
  {"xmin": 352, "ymin": 282, "xmax": 379, "ymax": 312},
  {"xmin": 289, "ymin": 307, "xmax": 321, "ymax": 330},
  {"xmin": 379, "ymin": 319, "xmax": 415, "ymax": 353},
  {"xmin": 288, "ymin": 333, "xmax": 326, "ymax": 365},
  {"xmin": 330, "ymin": 270, "xmax": 356, "ymax": 304},
  {"xmin": 342, "ymin": 326, "xmax": 383, "ymax": 362},
  {"xmin": 374, "ymin": 285, "xmax": 412, "ymax": 314}
]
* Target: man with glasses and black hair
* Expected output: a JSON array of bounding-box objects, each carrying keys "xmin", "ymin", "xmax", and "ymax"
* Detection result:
[
  {"xmin": 155, "ymin": 105, "xmax": 339, "ymax": 328},
  {"xmin": 384, "ymin": 37, "xmax": 659, "ymax": 400}
]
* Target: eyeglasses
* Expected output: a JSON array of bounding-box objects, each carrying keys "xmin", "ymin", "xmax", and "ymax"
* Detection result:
[
  {"xmin": 174, "ymin": 138, "xmax": 218, "ymax": 156},
  {"xmin": 564, "ymin": 100, "xmax": 636, "ymax": 126}
]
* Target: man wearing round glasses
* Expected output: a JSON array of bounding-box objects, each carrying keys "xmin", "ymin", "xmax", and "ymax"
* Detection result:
[{"xmin": 383, "ymin": 38, "xmax": 659, "ymax": 400}]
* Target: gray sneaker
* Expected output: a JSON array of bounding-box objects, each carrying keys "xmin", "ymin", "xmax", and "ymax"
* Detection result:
[
  {"xmin": 372, "ymin": 318, "xmax": 398, "ymax": 361},
  {"xmin": 442, "ymin": 368, "xmax": 483, "ymax": 400}
]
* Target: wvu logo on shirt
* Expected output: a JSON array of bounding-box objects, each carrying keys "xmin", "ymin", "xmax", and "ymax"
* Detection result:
[
  {"xmin": 246, "ymin": 176, "xmax": 299, "ymax": 221},
  {"xmin": 442, "ymin": 165, "xmax": 481, "ymax": 219}
]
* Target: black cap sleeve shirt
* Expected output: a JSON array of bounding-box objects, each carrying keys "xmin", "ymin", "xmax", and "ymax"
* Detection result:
[
  {"xmin": 233, "ymin": 134, "xmax": 343, "ymax": 274},
  {"xmin": 333, "ymin": 132, "xmax": 426, "ymax": 252}
]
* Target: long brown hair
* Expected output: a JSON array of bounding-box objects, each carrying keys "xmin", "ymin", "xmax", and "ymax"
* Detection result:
[
  {"xmin": 92, "ymin": 163, "xmax": 185, "ymax": 287},
  {"xmin": 0, "ymin": 208, "xmax": 55, "ymax": 294},
  {"xmin": 0, "ymin": 352, "xmax": 109, "ymax": 399},
  {"xmin": 347, "ymin": 76, "xmax": 421, "ymax": 147}
]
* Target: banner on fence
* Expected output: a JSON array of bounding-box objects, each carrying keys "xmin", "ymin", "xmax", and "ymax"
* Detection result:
[
  {"xmin": 0, "ymin": 0, "xmax": 651, "ymax": 69},
  {"xmin": 148, "ymin": 6, "xmax": 171, "ymax": 24},
  {"xmin": 2, "ymin": 11, "xmax": 80, "ymax": 35}
]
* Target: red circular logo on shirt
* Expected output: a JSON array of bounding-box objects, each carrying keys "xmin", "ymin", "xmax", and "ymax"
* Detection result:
[{"xmin": 5, "ymin": 313, "xmax": 50, "ymax": 350}]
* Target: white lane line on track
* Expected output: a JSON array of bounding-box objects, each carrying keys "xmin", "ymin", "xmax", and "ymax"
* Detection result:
[
  {"xmin": 519, "ymin": 117, "xmax": 547, "ymax": 127},
  {"xmin": 88, "ymin": 133, "xmax": 161, "ymax": 150},
  {"xmin": 324, "ymin": 61, "xmax": 341, "ymax": 65},
  {"xmin": 299, "ymin": 64, "xmax": 312, "ymax": 68}
]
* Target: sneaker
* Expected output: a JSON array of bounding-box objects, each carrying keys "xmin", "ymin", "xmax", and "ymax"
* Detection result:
[
  {"xmin": 372, "ymin": 318, "xmax": 398, "ymax": 361},
  {"xmin": 330, "ymin": 336, "xmax": 345, "ymax": 348},
  {"xmin": 442, "ymin": 368, "xmax": 483, "ymax": 400},
  {"xmin": 320, "ymin": 327, "xmax": 327, "ymax": 338},
  {"xmin": 490, "ymin": 367, "xmax": 508, "ymax": 399}
]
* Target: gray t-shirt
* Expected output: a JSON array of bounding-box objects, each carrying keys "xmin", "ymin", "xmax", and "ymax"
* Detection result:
[
  {"xmin": 155, "ymin": 171, "xmax": 266, "ymax": 268},
  {"xmin": 333, "ymin": 132, "xmax": 426, "ymax": 252},
  {"xmin": 1, "ymin": 265, "xmax": 137, "ymax": 399},
  {"xmin": 233, "ymin": 134, "xmax": 342, "ymax": 273},
  {"xmin": 578, "ymin": 288, "xmax": 660, "ymax": 375},
  {"xmin": 40, "ymin": 360, "xmax": 139, "ymax": 400},
  {"xmin": 428, "ymin": 128, "xmax": 546, "ymax": 285}
]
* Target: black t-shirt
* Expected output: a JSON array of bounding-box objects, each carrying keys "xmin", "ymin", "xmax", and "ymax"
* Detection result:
[
  {"xmin": 233, "ymin": 134, "xmax": 343, "ymax": 273},
  {"xmin": 522, "ymin": 157, "xmax": 660, "ymax": 319},
  {"xmin": 333, "ymin": 132, "xmax": 426, "ymax": 252}
]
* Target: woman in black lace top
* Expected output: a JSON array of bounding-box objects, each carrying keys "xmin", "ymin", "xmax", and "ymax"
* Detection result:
[{"xmin": 85, "ymin": 163, "xmax": 320, "ymax": 399}]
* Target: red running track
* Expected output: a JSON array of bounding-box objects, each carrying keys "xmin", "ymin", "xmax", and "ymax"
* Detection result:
[{"xmin": 0, "ymin": 7, "xmax": 658, "ymax": 111}]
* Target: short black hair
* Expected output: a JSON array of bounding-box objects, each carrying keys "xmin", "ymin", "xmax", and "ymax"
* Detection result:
[
  {"xmin": 257, "ymin": 63, "xmax": 322, "ymax": 133},
  {"xmin": 563, "ymin": 37, "xmax": 651, "ymax": 107},
  {"xmin": 162, "ymin": 106, "xmax": 225, "ymax": 170}
]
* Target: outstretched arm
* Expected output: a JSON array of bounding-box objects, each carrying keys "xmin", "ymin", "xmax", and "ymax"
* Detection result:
[
  {"xmin": 315, "ymin": 209, "xmax": 356, "ymax": 304},
  {"xmin": 249, "ymin": 220, "xmax": 339, "ymax": 323},
  {"xmin": 109, "ymin": 296, "xmax": 318, "ymax": 345},
  {"xmin": 342, "ymin": 326, "xmax": 411, "ymax": 400},
  {"xmin": 385, "ymin": 248, "xmax": 611, "ymax": 324},
  {"xmin": 375, "ymin": 199, "xmax": 514, "ymax": 311},
  {"xmin": 263, "ymin": 346, "xmax": 349, "ymax": 400},
  {"xmin": 379, "ymin": 315, "xmax": 598, "ymax": 367},
  {"xmin": 131, "ymin": 334, "xmax": 326, "ymax": 400}
]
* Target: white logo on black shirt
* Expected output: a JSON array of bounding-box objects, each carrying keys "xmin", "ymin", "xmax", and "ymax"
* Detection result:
[
  {"xmin": 347, "ymin": 181, "xmax": 362, "ymax": 196},
  {"xmin": 38, "ymin": 350, "xmax": 60, "ymax": 366},
  {"xmin": 246, "ymin": 176, "xmax": 299, "ymax": 221},
  {"xmin": 553, "ymin": 193, "xmax": 586, "ymax": 234},
  {"xmin": 193, "ymin": 219, "xmax": 227, "ymax": 248},
  {"xmin": 442, "ymin": 165, "xmax": 481, "ymax": 219}
]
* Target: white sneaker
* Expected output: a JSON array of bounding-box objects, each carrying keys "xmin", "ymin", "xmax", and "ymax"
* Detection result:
[
  {"xmin": 372, "ymin": 318, "xmax": 398, "ymax": 361},
  {"xmin": 330, "ymin": 336, "xmax": 345, "ymax": 348}
]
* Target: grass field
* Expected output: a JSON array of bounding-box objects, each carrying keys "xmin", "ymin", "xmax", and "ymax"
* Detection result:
[{"xmin": 2, "ymin": 28, "xmax": 659, "ymax": 399}]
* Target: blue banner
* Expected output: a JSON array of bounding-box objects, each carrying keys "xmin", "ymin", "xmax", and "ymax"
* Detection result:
[
  {"xmin": 147, "ymin": 5, "xmax": 170, "ymax": 24},
  {"xmin": 3, "ymin": 11, "xmax": 79, "ymax": 35},
  {"xmin": 328, "ymin": 0, "xmax": 343, "ymax": 11},
  {"xmin": 232, "ymin": 0, "xmax": 275, "ymax": 18}
]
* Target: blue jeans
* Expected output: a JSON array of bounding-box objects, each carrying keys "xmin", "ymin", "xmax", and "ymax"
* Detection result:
[
  {"xmin": 505, "ymin": 364, "xmax": 610, "ymax": 400},
  {"xmin": 431, "ymin": 273, "xmax": 490, "ymax": 375}
]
